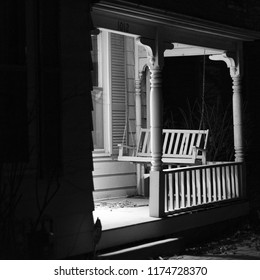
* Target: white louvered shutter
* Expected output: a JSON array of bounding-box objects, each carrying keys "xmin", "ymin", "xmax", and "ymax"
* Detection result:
[{"xmin": 110, "ymin": 33, "xmax": 127, "ymax": 155}]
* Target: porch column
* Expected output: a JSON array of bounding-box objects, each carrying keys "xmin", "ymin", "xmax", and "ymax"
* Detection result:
[
  {"xmin": 137, "ymin": 36, "xmax": 171, "ymax": 171},
  {"xmin": 210, "ymin": 51, "xmax": 244, "ymax": 162},
  {"xmin": 149, "ymin": 65, "xmax": 164, "ymax": 216},
  {"xmin": 137, "ymin": 31, "xmax": 173, "ymax": 217},
  {"xmin": 150, "ymin": 66, "xmax": 163, "ymax": 171},
  {"xmin": 232, "ymin": 74, "xmax": 243, "ymax": 162},
  {"xmin": 135, "ymin": 72, "xmax": 145, "ymax": 195},
  {"xmin": 136, "ymin": 37, "xmax": 163, "ymax": 172},
  {"xmin": 135, "ymin": 72, "xmax": 142, "ymax": 140}
]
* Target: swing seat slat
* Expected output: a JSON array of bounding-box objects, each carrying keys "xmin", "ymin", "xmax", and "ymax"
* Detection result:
[{"xmin": 118, "ymin": 128, "xmax": 209, "ymax": 166}]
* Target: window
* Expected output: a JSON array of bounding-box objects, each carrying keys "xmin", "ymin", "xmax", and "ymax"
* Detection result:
[
  {"xmin": 91, "ymin": 31, "xmax": 106, "ymax": 152},
  {"xmin": 91, "ymin": 30, "xmax": 134, "ymax": 156}
]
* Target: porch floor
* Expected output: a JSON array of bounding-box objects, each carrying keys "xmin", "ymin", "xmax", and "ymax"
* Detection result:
[
  {"xmin": 93, "ymin": 196, "xmax": 156, "ymax": 230},
  {"xmin": 93, "ymin": 196, "xmax": 250, "ymax": 254}
]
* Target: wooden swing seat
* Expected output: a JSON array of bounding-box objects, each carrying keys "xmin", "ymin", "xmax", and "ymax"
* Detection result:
[{"xmin": 118, "ymin": 128, "xmax": 209, "ymax": 166}]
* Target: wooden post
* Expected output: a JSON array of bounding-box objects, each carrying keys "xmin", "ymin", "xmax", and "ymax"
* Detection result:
[
  {"xmin": 148, "ymin": 66, "xmax": 164, "ymax": 216},
  {"xmin": 135, "ymin": 73, "xmax": 144, "ymax": 194},
  {"xmin": 209, "ymin": 51, "xmax": 244, "ymax": 162},
  {"xmin": 150, "ymin": 66, "xmax": 163, "ymax": 171},
  {"xmin": 137, "ymin": 31, "xmax": 173, "ymax": 217},
  {"xmin": 149, "ymin": 170, "xmax": 165, "ymax": 217},
  {"xmin": 135, "ymin": 72, "xmax": 142, "ymax": 141},
  {"xmin": 232, "ymin": 74, "xmax": 244, "ymax": 162}
]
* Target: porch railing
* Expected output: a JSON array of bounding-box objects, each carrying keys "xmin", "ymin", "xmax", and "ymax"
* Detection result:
[{"xmin": 162, "ymin": 162, "xmax": 245, "ymax": 215}]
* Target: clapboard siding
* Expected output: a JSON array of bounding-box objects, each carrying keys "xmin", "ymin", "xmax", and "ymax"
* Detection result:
[
  {"xmin": 93, "ymin": 160, "xmax": 136, "ymax": 176},
  {"xmin": 94, "ymin": 174, "xmax": 136, "ymax": 190},
  {"xmin": 93, "ymin": 158, "xmax": 136, "ymax": 198}
]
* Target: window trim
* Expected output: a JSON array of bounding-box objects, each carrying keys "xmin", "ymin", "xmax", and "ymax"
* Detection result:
[{"xmin": 92, "ymin": 30, "xmax": 113, "ymax": 157}]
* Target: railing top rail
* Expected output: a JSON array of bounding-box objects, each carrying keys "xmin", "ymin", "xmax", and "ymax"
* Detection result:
[
  {"xmin": 162, "ymin": 161, "xmax": 244, "ymax": 174},
  {"xmin": 141, "ymin": 128, "xmax": 209, "ymax": 134},
  {"xmin": 162, "ymin": 128, "xmax": 209, "ymax": 133}
]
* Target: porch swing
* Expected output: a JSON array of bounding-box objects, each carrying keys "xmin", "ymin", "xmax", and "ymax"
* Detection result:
[{"xmin": 118, "ymin": 53, "xmax": 209, "ymax": 166}]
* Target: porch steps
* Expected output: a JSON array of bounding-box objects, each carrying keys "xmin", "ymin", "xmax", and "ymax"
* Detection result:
[{"xmin": 98, "ymin": 237, "xmax": 183, "ymax": 260}]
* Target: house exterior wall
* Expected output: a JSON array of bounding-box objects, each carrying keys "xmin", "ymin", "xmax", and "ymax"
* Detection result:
[
  {"xmin": 0, "ymin": 0, "xmax": 95, "ymax": 259},
  {"xmin": 92, "ymin": 34, "xmax": 137, "ymax": 200},
  {"xmin": 93, "ymin": 159, "xmax": 136, "ymax": 200},
  {"xmin": 58, "ymin": 0, "xmax": 95, "ymax": 258}
]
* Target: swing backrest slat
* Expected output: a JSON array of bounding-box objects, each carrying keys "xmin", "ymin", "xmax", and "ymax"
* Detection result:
[{"xmin": 135, "ymin": 128, "xmax": 209, "ymax": 164}]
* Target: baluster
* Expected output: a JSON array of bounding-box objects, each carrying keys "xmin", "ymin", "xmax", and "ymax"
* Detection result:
[
  {"xmin": 234, "ymin": 164, "xmax": 239, "ymax": 197},
  {"xmin": 226, "ymin": 165, "xmax": 231, "ymax": 199},
  {"xmin": 217, "ymin": 166, "xmax": 222, "ymax": 201},
  {"xmin": 169, "ymin": 173, "xmax": 174, "ymax": 211},
  {"xmin": 186, "ymin": 170, "xmax": 191, "ymax": 207},
  {"xmin": 212, "ymin": 167, "xmax": 217, "ymax": 202},
  {"xmin": 192, "ymin": 170, "xmax": 196, "ymax": 206},
  {"xmin": 222, "ymin": 166, "xmax": 227, "ymax": 199},
  {"xmin": 231, "ymin": 165, "xmax": 236, "ymax": 198},
  {"xmin": 180, "ymin": 172, "xmax": 185, "ymax": 208},
  {"xmin": 196, "ymin": 169, "xmax": 202, "ymax": 205},
  {"xmin": 202, "ymin": 168, "xmax": 207, "ymax": 203},
  {"xmin": 175, "ymin": 173, "xmax": 180, "ymax": 209},
  {"xmin": 207, "ymin": 168, "xmax": 212, "ymax": 203}
]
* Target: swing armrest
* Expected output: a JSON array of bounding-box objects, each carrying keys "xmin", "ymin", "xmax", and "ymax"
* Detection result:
[
  {"xmin": 118, "ymin": 144, "xmax": 136, "ymax": 157},
  {"xmin": 193, "ymin": 146, "xmax": 207, "ymax": 164}
]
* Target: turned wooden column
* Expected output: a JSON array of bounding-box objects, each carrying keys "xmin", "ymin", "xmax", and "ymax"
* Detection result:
[
  {"xmin": 136, "ymin": 37, "xmax": 164, "ymax": 172},
  {"xmin": 150, "ymin": 66, "xmax": 163, "ymax": 171},
  {"xmin": 210, "ymin": 52, "xmax": 244, "ymax": 162},
  {"xmin": 231, "ymin": 74, "xmax": 244, "ymax": 162},
  {"xmin": 135, "ymin": 72, "xmax": 145, "ymax": 195},
  {"xmin": 135, "ymin": 72, "xmax": 142, "ymax": 141},
  {"xmin": 137, "ymin": 32, "xmax": 173, "ymax": 217}
]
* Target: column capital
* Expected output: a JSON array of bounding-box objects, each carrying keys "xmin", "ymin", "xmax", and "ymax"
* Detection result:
[
  {"xmin": 136, "ymin": 30, "xmax": 173, "ymax": 70},
  {"xmin": 136, "ymin": 37, "xmax": 155, "ymax": 68},
  {"xmin": 209, "ymin": 51, "xmax": 241, "ymax": 78}
]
